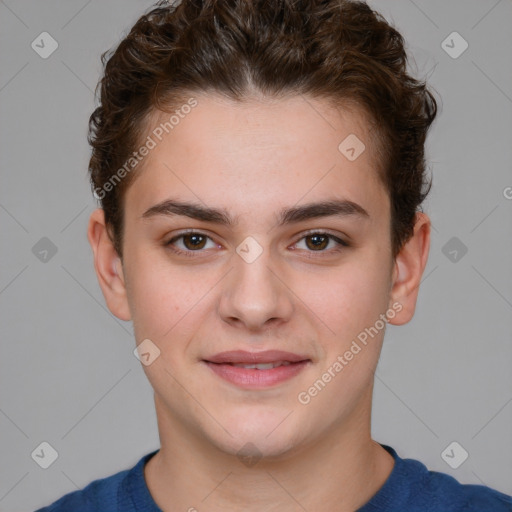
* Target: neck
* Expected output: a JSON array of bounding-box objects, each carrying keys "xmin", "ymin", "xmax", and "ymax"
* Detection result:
[{"xmin": 145, "ymin": 387, "xmax": 394, "ymax": 512}]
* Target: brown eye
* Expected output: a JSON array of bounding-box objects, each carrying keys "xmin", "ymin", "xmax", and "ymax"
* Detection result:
[
  {"xmin": 293, "ymin": 231, "xmax": 349, "ymax": 256},
  {"xmin": 181, "ymin": 233, "xmax": 207, "ymax": 250},
  {"xmin": 165, "ymin": 232, "xmax": 218, "ymax": 255},
  {"xmin": 305, "ymin": 234, "xmax": 329, "ymax": 251}
]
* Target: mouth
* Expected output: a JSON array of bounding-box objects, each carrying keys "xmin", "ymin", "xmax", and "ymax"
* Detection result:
[
  {"xmin": 203, "ymin": 350, "xmax": 311, "ymax": 389},
  {"xmin": 227, "ymin": 360, "xmax": 294, "ymax": 369}
]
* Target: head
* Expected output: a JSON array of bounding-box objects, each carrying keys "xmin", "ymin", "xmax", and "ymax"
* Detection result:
[{"xmin": 87, "ymin": 0, "xmax": 436, "ymax": 459}]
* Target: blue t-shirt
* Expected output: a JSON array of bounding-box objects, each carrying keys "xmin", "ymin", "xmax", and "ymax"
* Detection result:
[{"xmin": 34, "ymin": 444, "xmax": 512, "ymax": 511}]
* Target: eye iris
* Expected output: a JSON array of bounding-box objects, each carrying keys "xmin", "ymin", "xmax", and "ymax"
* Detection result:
[
  {"xmin": 178, "ymin": 234, "xmax": 333, "ymax": 251},
  {"xmin": 183, "ymin": 234, "xmax": 206, "ymax": 250},
  {"xmin": 306, "ymin": 234, "xmax": 328, "ymax": 250}
]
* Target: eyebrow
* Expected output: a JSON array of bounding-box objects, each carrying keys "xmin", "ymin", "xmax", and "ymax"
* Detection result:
[{"xmin": 141, "ymin": 198, "xmax": 369, "ymax": 226}]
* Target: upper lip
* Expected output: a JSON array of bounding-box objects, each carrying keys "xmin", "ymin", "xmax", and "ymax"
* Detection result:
[{"xmin": 205, "ymin": 350, "xmax": 310, "ymax": 364}]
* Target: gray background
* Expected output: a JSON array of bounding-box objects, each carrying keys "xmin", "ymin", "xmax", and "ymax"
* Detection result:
[{"xmin": 0, "ymin": 1, "xmax": 511, "ymax": 510}]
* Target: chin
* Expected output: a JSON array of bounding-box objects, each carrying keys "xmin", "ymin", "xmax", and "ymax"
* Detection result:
[{"xmin": 204, "ymin": 407, "xmax": 305, "ymax": 461}]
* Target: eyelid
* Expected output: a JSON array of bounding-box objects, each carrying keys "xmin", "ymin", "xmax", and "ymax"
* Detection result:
[
  {"xmin": 165, "ymin": 228, "xmax": 349, "ymax": 256},
  {"xmin": 290, "ymin": 229, "xmax": 349, "ymax": 254},
  {"xmin": 165, "ymin": 229, "xmax": 221, "ymax": 250},
  {"xmin": 295, "ymin": 228, "xmax": 349, "ymax": 244}
]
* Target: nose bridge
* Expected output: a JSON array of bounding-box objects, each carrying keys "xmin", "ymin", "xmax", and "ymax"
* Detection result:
[{"xmin": 218, "ymin": 237, "xmax": 292, "ymax": 329}]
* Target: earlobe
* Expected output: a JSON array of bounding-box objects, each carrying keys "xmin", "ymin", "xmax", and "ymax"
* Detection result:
[
  {"xmin": 87, "ymin": 208, "xmax": 132, "ymax": 321},
  {"xmin": 387, "ymin": 212, "xmax": 431, "ymax": 326}
]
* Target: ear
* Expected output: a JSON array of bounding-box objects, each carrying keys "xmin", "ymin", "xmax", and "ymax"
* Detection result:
[
  {"xmin": 87, "ymin": 208, "xmax": 131, "ymax": 321},
  {"xmin": 387, "ymin": 212, "xmax": 430, "ymax": 325}
]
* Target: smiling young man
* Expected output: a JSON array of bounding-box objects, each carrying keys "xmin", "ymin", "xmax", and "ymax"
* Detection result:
[{"xmin": 35, "ymin": 1, "xmax": 512, "ymax": 511}]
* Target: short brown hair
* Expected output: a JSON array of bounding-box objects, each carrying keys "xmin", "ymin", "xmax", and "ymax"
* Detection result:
[{"xmin": 88, "ymin": 0, "xmax": 438, "ymax": 259}]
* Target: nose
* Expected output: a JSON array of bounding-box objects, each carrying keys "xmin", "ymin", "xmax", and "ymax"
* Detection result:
[{"xmin": 218, "ymin": 245, "xmax": 294, "ymax": 333}]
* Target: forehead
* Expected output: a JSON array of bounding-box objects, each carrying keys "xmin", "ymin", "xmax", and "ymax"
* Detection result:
[
  {"xmin": 146, "ymin": 93, "xmax": 380, "ymax": 167},
  {"xmin": 125, "ymin": 93, "xmax": 388, "ymax": 221}
]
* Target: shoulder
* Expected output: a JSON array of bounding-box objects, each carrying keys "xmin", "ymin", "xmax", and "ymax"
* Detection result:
[
  {"xmin": 417, "ymin": 466, "xmax": 512, "ymax": 511},
  {"xmin": 33, "ymin": 451, "xmax": 157, "ymax": 512},
  {"xmin": 394, "ymin": 451, "xmax": 512, "ymax": 511},
  {"xmin": 33, "ymin": 469, "xmax": 127, "ymax": 512},
  {"xmin": 361, "ymin": 445, "xmax": 512, "ymax": 512}
]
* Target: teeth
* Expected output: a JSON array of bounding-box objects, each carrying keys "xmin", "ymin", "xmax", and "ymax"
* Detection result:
[{"xmin": 231, "ymin": 360, "xmax": 292, "ymax": 369}]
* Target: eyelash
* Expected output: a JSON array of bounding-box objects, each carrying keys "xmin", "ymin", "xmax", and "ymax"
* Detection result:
[{"xmin": 164, "ymin": 229, "xmax": 349, "ymax": 258}]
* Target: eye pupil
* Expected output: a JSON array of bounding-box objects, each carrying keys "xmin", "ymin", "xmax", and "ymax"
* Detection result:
[
  {"xmin": 306, "ymin": 234, "xmax": 328, "ymax": 250},
  {"xmin": 184, "ymin": 234, "xmax": 206, "ymax": 250},
  {"xmin": 170, "ymin": 232, "xmax": 342, "ymax": 255}
]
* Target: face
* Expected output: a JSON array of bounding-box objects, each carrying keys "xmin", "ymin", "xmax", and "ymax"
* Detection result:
[{"xmin": 90, "ymin": 94, "xmax": 426, "ymax": 459}]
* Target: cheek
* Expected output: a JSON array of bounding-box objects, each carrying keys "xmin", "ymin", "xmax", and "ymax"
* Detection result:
[
  {"xmin": 125, "ymin": 251, "xmax": 196, "ymax": 339},
  {"xmin": 296, "ymin": 257, "xmax": 391, "ymax": 345},
  {"xmin": 126, "ymin": 249, "xmax": 228, "ymax": 347}
]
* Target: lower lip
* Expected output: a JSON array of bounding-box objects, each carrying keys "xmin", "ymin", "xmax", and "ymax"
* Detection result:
[{"xmin": 204, "ymin": 361, "xmax": 310, "ymax": 389}]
